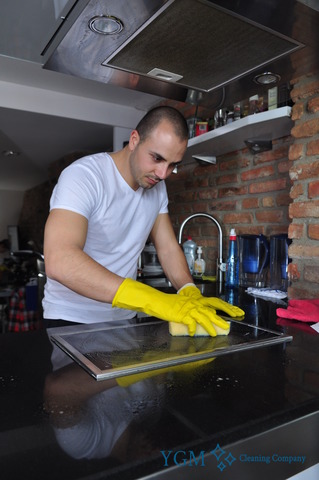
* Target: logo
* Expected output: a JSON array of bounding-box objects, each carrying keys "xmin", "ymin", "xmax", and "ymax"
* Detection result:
[
  {"xmin": 160, "ymin": 444, "xmax": 236, "ymax": 471},
  {"xmin": 211, "ymin": 444, "xmax": 236, "ymax": 471},
  {"xmin": 160, "ymin": 444, "xmax": 306, "ymax": 471}
]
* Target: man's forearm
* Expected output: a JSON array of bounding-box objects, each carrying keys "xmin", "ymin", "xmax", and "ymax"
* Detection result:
[
  {"xmin": 158, "ymin": 246, "xmax": 194, "ymax": 291},
  {"xmin": 45, "ymin": 246, "xmax": 123, "ymax": 304}
]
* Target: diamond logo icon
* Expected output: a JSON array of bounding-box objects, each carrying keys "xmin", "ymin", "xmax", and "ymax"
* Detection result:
[
  {"xmin": 225, "ymin": 452, "xmax": 236, "ymax": 466},
  {"xmin": 211, "ymin": 443, "xmax": 226, "ymax": 461},
  {"xmin": 217, "ymin": 461, "xmax": 227, "ymax": 472},
  {"xmin": 210, "ymin": 444, "xmax": 236, "ymax": 471}
]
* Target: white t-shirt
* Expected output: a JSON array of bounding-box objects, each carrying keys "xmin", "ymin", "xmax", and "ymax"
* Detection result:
[{"xmin": 43, "ymin": 153, "xmax": 168, "ymax": 323}]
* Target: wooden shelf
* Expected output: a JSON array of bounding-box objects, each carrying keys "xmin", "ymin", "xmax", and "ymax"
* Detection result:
[{"xmin": 184, "ymin": 106, "xmax": 293, "ymax": 162}]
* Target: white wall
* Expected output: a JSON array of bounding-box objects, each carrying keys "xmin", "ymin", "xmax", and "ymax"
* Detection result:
[
  {"xmin": 113, "ymin": 126, "xmax": 132, "ymax": 151},
  {"xmin": 0, "ymin": 190, "xmax": 24, "ymax": 239}
]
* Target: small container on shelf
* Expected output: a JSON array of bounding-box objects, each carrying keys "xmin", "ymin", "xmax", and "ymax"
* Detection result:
[
  {"xmin": 186, "ymin": 117, "xmax": 197, "ymax": 139},
  {"xmin": 241, "ymin": 99, "xmax": 250, "ymax": 117},
  {"xmin": 268, "ymin": 86, "xmax": 278, "ymax": 110},
  {"xmin": 195, "ymin": 121, "xmax": 208, "ymax": 136},
  {"xmin": 249, "ymin": 95, "xmax": 259, "ymax": 114},
  {"xmin": 233, "ymin": 102, "xmax": 241, "ymax": 120},
  {"xmin": 214, "ymin": 109, "xmax": 225, "ymax": 128},
  {"xmin": 226, "ymin": 110, "xmax": 234, "ymax": 124}
]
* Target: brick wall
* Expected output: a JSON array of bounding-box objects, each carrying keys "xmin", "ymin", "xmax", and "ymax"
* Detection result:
[
  {"xmin": 166, "ymin": 137, "xmax": 293, "ymax": 275},
  {"xmin": 17, "ymin": 73, "xmax": 319, "ymax": 298},
  {"xmin": 287, "ymin": 73, "xmax": 319, "ymax": 298},
  {"xmin": 18, "ymin": 151, "xmax": 90, "ymax": 250},
  {"xmin": 166, "ymin": 72, "xmax": 319, "ymax": 299}
]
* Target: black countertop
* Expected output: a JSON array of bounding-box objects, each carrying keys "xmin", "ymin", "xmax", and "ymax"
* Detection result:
[{"xmin": 1, "ymin": 286, "xmax": 319, "ymax": 480}]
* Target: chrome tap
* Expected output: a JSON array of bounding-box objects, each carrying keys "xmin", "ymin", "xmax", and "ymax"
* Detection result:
[{"xmin": 178, "ymin": 213, "xmax": 226, "ymax": 283}]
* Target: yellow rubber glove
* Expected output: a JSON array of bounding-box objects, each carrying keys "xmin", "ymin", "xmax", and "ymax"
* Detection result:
[
  {"xmin": 178, "ymin": 284, "xmax": 245, "ymax": 319},
  {"xmin": 112, "ymin": 278, "xmax": 229, "ymax": 336},
  {"xmin": 116, "ymin": 358, "xmax": 215, "ymax": 387},
  {"xmin": 115, "ymin": 349, "xmax": 215, "ymax": 387}
]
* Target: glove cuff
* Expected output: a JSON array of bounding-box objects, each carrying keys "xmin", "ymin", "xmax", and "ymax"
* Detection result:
[{"xmin": 177, "ymin": 283, "xmax": 197, "ymax": 294}]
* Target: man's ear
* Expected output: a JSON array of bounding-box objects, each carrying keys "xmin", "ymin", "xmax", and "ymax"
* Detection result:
[{"xmin": 129, "ymin": 130, "xmax": 140, "ymax": 151}]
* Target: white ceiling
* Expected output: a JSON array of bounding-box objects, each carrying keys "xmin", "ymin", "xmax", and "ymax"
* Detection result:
[{"xmin": 0, "ymin": 1, "xmax": 164, "ymax": 191}]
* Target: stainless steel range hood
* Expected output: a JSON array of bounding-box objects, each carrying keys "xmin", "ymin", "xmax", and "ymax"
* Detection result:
[{"xmin": 43, "ymin": 0, "xmax": 319, "ymax": 109}]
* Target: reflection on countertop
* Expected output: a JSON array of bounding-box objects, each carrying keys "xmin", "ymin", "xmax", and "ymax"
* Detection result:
[{"xmin": 0, "ymin": 287, "xmax": 318, "ymax": 480}]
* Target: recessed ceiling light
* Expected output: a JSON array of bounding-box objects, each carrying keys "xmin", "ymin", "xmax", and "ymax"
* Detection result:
[
  {"xmin": 253, "ymin": 72, "xmax": 281, "ymax": 85},
  {"xmin": 88, "ymin": 15, "xmax": 124, "ymax": 35}
]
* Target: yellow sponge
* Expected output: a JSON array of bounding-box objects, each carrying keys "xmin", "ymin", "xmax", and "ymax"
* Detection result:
[{"xmin": 169, "ymin": 321, "xmax": 230, "ymax": 337}]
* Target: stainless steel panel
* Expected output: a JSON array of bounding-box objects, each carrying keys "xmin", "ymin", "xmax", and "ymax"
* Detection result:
[
  {"xmin": 106, "ymin": 0, "xmax": 302, "ymax": 92},
  {"xmin": 43, "ymin": 0, "xmax": 319, "ymax": 108},
  {"xmin": 49, "ymin": 319, "xmax": 292, "ymax": 381}
]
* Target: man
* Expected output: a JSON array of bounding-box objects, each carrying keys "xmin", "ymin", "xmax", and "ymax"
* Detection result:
[{"xmin": 43, "ymin": 106, "xmax": 243, "ymax": 334}]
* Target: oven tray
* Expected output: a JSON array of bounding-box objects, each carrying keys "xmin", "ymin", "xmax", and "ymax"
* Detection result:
[{"xmin": 49, "ymin": 319, "xmax": 292, "ymax": 381}]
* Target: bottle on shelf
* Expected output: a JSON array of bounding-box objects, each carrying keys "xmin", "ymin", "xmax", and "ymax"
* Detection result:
[
  {"xmin": 268, "ymin": 86, "xmax": 278, "ymax": 110},
  {"xmin": 233, "ymin": 102, "xmax": 241, "ymax": 120},
  {"xmin": 241, "ymin": 99, "xmax": 249, "ymax": 117},
  {"xmin": 225, "ymin": 228, "xmax": 239, "ymax": 287},
  {"xmin": 183, "ymin": 237, "xmax": 197, "ymax": 274},
  {"xmin": 214, "ymin": 109, "xmax": 225, "ymax": 128},
  {"xmin": 249, "ymin": 94, "xmax": 259, "ymax": 114},
  {"xmin": 194, "ymin": 246, "xmax": 206, "ymax": 277},
  {"xmin": 226, "ymin": 109, "xmax": 234, "ymax": 124}
]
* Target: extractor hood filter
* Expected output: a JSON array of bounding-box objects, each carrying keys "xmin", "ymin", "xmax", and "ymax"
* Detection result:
[{"xmin": 104, "ymin": 0, "xmax": 303, "ymax": 92}]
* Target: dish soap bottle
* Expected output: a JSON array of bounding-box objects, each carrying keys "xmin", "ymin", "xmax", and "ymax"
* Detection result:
[
  {"xmin": 194, "ymin": 246, "xmax": 206, "ymax": 277},
  {"xmin": 225, "ymin": 228, "xmax": 239, "ymax": 287},
  {"xmin": 183, "ymin": 237, "xmax": 197, "ymax": 274}
]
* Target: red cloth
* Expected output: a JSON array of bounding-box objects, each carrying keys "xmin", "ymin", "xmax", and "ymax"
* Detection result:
[
  {"xmin": 8, "ymin": 287, "xmax": 41, "ymax": 332},
  {"xmin": 276, "ymin": 317, "xmax": 317, "ymax": 334},
  {"xmin": 276, "ymin": 299, "xmax": 319, "ymax": 323}
]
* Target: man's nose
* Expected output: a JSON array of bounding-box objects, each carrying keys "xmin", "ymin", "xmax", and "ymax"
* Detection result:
[{"xmin": 155, "ymin": 163, "xmax": 169, "ymax": 179}]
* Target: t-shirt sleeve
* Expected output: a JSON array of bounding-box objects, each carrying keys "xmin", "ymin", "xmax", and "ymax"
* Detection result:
[
  {"xmin": 158, "ymin": 181, "xmax": 169, "ymax": 214},
  {"xmin": 50, "ymin": 162, "xmax": 100, "ymax": 219}
]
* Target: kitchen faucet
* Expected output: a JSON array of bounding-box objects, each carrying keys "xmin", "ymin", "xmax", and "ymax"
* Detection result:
[{"xmin": 178, "ymin": 213, "xmax": 226, "ymax": 284}]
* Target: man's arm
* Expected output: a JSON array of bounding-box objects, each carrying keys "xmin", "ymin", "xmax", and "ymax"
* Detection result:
[
  {"xmin": 45, "ymin": 209, "xmax": 241, "ymax": 336},
  {"xmin": 150, "ymin": 213, "xmax": 193, "ymax": 291},
  {"xmin": 44, "ymin": 208, "xmax": 123, "ymax": 303}
]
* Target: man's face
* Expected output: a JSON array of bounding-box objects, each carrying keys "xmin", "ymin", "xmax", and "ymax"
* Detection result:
[{"xmin": 128, "ymin": 119, "xmax": 187, "ymax": 190}]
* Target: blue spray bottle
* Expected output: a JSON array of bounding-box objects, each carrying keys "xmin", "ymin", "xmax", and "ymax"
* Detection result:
[{"xmin": 225, "ymin": 228, "xmax": 239, "ymax": 287}]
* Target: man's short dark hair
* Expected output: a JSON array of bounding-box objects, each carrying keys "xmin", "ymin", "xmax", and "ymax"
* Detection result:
[{"xmin": 136, "ymin": 106, "xmax": 188, "ymax": 143}]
